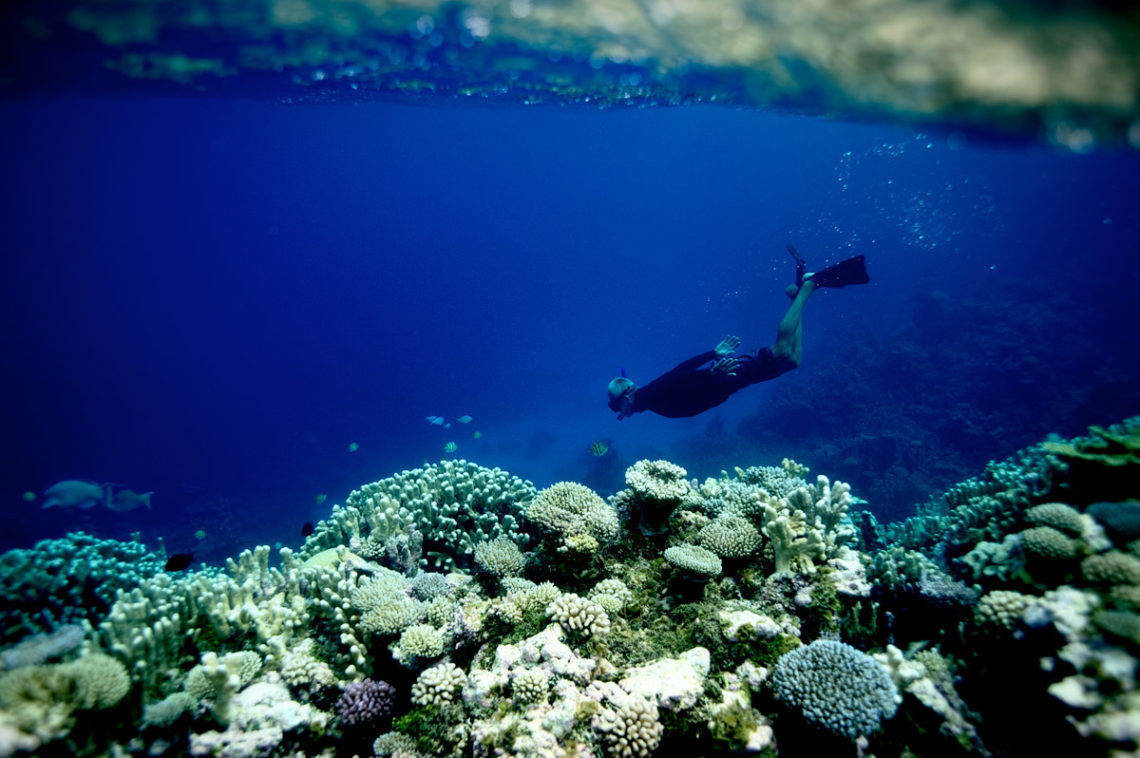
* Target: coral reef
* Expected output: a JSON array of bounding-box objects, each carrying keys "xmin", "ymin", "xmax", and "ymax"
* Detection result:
[{"xmin": 0, "ymin": 418, "xmax": 1138, "ymax": 756}]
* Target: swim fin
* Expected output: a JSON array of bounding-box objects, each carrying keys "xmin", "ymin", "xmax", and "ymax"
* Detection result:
[
  {"xmin": 806, "ymin": 255, "xmax": 869, "ymax": 288},
  {"xmin": 786, "ymin": 243, "xmax": 807, "ymax": 287}
]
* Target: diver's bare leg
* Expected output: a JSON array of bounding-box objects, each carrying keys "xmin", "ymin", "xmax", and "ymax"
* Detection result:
[{"xmin": 770, "ymin": 280, "xmax": 817, "ymax": 366}]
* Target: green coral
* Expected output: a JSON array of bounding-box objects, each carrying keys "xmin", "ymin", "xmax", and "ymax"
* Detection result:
[
  {"xmin": 1025, "ymin": 503, "xmax": 1084, "ymax": 536},
  {"xmin": 473, "ymin": 536, "xmax": 527, "ymax": 577},
  {"xmin": 1021, "ymin": 526, "xmax": 1079, "ymax": 561},
  {"xmin": 663, "ymin": 544, "xmax": 722, "ymax": 577},
  {"xmin": 0, "ymin": 531, "xmax": 166, "ymax": 644},
  {"xmin": 1043, "ymin": 421, "xmax": 1140, "ymax": 468},
  {"xmin": 1082, "ymin": 551, "xmax": 1140, "ymax": 586}
]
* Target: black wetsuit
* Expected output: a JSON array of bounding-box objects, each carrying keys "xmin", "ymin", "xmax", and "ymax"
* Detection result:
[{"xmin": 627, "ymin": 349, "xmax": 797, "ymax": 418}]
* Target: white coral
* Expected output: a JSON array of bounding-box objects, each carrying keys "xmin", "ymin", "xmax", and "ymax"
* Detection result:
[
  {"xmin": 411, "ymin": 662, "xmax": 466, "ymax": 706},
  {"xmin": 546, "ymin": 594, "xmax": 611, "ymax": 638},
  {"xmin": 592, "ymin": 697, "xmax": 664, "ymax": 758}
]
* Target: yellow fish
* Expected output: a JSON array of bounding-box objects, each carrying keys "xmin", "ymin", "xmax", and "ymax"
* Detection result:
[
  {"xmin": 444, "ymin": 441, "xmax": 458, "ymax": 453},
  {"xmin": 590, "ymin": 441, "xmax": 609, "ymax": 457},
  {"xmin": 347, "ymin": 442, "xmax": 359, "ymax": 453}
]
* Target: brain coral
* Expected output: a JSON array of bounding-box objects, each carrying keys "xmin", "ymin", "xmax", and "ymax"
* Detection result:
[
  {"xmin": 1025, "ymin": 503, "xmax": 1084, "ymax": 536},
  {"xmin": 1021, "ymin": 526, "xmax": 1079, "ymax": 560},
  {"xmin": 525, "ymin": 482, "xmax": 620, "ymax": 553},
  {"xmin": 772, "ymin": 640, "xmax": 899, "ymax": 739}
]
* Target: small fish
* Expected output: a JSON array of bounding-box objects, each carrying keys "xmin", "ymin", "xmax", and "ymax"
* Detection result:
[
  {"xmin": 314, "ymin": 493, "xmax": 327, "ymax": 505},
  {"xmin": 443, "ymin": 441, "xmax": 458, "ymax": 453},
  {"xmin": 456, "ymin": 415, "xmax": 473, "ymax": 424},
  {"xmin": 194, "ymin": 529, "xmax": 207, "ymax": 540},
  {"xmin": 590, "ymin": 441, "xmax": 609, "ymax": 457},
  {"xmin": 472, "ymin": 430, "xmax": 482, "ymax": 439},
  {"xmin": 22, "ymin": 491, "xmax": 36, "ymax": 502},
  {"xmin": 164, "ymin": 552, "xmax": 195, "ymax": 571},
  {"xmin": 107, "ymin": 489, "xmax": 153, "ymax": 512},
  {"xmin": 301, "ymin": 522, "xmax": 314, "ymax": 537},
  {"xmin": 41, "ymin": 480, "xmax": 108, "ymax": 509},
  {"xmin": 347, "ymin": 442, "xmax": 359, "ymax": 453},
  {"xmin": 426, "ymin": 416, "xmax": 445, "ymax": 426}
]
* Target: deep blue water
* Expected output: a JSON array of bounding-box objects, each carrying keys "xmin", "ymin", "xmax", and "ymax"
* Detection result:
[{"xmin": 2, "ymin": 97, "xmax": 1138, "ymax": 563}]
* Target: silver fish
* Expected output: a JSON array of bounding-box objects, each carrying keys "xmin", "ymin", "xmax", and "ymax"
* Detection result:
[
  {"xmin": 41, "ymin": 480, "xmax": 108, "ymax": 509},
  {"xmin": 107, "ymin": 489, "xmax": 153, "ymax": 512}
]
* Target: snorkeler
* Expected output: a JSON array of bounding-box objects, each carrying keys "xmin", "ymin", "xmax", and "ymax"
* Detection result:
[{"xmin": 607, "ymin": 245, "xmax": 868, "ymax": 420}]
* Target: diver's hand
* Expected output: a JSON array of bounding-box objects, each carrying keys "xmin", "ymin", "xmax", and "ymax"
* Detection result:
[
  {"xmin": 715, "ymin": 335, "xmax": 740, "ymax": 357},
  {"xmin": 712, "ymin": 356, "xmax": 741, "ymax": 377}
]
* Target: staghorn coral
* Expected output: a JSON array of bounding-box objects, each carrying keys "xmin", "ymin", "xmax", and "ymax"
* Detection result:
[
  {"xmin": 773, "ymin": 640, "xmax": 899, "ymax": 739},
  {"xmin": 525, "ymin": 481, "xmax": 620, "ymax": 554}
]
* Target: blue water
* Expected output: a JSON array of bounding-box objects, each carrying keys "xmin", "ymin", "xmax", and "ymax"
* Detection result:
[{"xmin": 2, "ymin": 97, "xmax": 1138, "ymax": 562}]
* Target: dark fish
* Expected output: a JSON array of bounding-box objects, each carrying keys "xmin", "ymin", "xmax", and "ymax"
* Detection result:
[
  {"xmin": 301, "ymin": 522, "xmax": 314, "ymax": 537},
  {"xmin": 164, "ymin": 552, "xmax": 194, "ymax": 571}
]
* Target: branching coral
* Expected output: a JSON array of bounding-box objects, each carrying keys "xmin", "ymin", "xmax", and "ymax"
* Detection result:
[
  {"xmin": 301, "ymin": 460, "xmax": 535, "ymax": 572},
  {"xmin": 525, "ymin": 482, "xmax": 620, "ymax": 554}
]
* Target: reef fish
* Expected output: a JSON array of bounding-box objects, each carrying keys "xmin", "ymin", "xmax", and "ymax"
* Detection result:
[
  {"xmin": 41, "ymin": 480, "xmax": 108, "ymax": 509},
  {"xmin": 426, "ymin": 416, "xmax": 446, "ymax": 425},
  {"xmin": 443, "ymin": 441, "xmax": 458, "ymax": 453},
  {"xmin": 347, "ymin": 442, "xmax": 359, "ymax": 453},
  {"xmin": 164, "ymin": 552, "xmax": 194, "ymax": 571},
  {"xmin": 590, "ymin": 441, "xmax": 609, "ymax": 457},
  {"xmin": 456, "ymin": 415, "xmax": 473, "ymax": 424},
  {"xmin": 107, "ymin": 489, "xmax": 153, "ymax": 512},
  {"xmin": 301, "ymin": 522, "xmax": 314, "ymax": 537}
]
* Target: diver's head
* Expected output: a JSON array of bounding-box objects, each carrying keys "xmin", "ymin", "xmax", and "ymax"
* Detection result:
[{"xmin": 607, "ymin": 376, "xmax": 637, "ymax": 416}]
